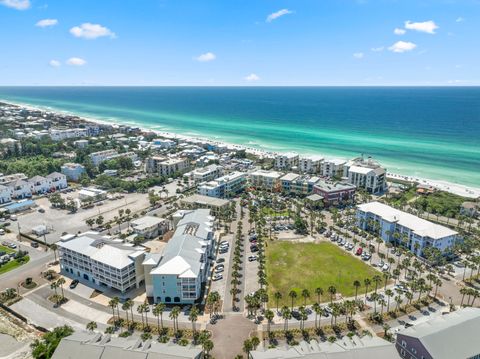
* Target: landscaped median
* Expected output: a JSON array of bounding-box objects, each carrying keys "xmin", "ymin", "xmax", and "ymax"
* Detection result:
[{"xmin": 266, "ymin": 241, "xmax": 385, "ymax": 306}]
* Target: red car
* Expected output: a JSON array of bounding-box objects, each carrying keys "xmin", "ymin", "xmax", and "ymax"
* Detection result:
[{"xmin": 356, "ymin": 247, "xmax": 363, "ymax": 256}]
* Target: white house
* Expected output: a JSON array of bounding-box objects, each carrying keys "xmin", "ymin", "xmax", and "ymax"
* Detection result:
[
  {"xmin": 46, "ymin": 172, "xmax": 68, "ymax": 191},
  {"xmin": 29, "ymin": 175, "xmax": 50, "ymax": 194},
  {"xmin": 197, "ymin": 171, "xmax": 246, "ymax": 198},
  {"xmin": 0, "ymin": 185, "xmax": 11, "ymax": 204},
  {"xmin": 9, "ymin": 180, "xmax": 32, "ymax": 199},
  {"xmin": 78, "ymin": 187, "xmax": 107, "ymax": 201},
  {"xmin": 190, "ymin": 164, "xmax": 224, "ymax": 183},
  {"xmin": 357, "ymin": 202, "xmax": 459, "ymax": 256},
  {"xmin": 152, "ymin": 138, "xmax": 176, "ymax": 149}
]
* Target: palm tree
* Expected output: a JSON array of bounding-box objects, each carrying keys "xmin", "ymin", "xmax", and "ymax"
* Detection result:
[
  {"xmin": 385, "ymin": 289, "xmax": 393, "ymax": 312},
  {"xmin": 86, "ymin": 321, "xmax": 97, "ymax": 332},
  {"xmin": 280, "ymin": 306, "xmax": 291, "ymax": 331},
  {"xmin": 327, "ymin": 285, "xmax": 337, "ymax": 304},
  {"xmin": 143, "ymin": 302, "xmax": 150, "ymax": 328},
  {"xmin": 301, "ymin": 289, "xmax": 310, "ymax": 305},
  {"xmin": 251, "ymin": 336, "xmax": 260, "ymax": 350},
  {"xmin": 243, "ymin": 339, "xmax": 253, "ymax": 357},
  {"xmin": 57, "ymin": 278, "xmax": 66, "ymax": 299},
  {"xmin": 274, "ymin": 291, "xmax": 282, "ymax": 313},
  {"xmin": 170, "ymin": 306, "xmax": 181, "ymax": 333},
  {"xmin": 394, "ymin": 295, "xmax": 403, "ymax": 311},
  {"xmin": 353, "ymin": 280, "xmax": 361, "ymax": 301},
  {"xmin": 137, "ymin": 303, "xmax": 145, "ymax": 328},
  {"xmin": 50, "ymin": 282, "xmax": 59, "ymax": 305},
  {"xmin": 288, "ymin": 290, "xmax": 297, "ymax": 310},
  {"xmin": 202, "ymin": 339, "xmax": 214, "ymax": 357},
  {"xmin": 153, "ymin": 302, "xmax": 165, "ymax": 333},
  {"xmin": 189, "ymin": 305, "xmax": 199, "ymax": 333},
  {"xmin": 363, "ymin": 278, "xmax": 371, "ymax": 304},
  {"xmin": 315, "ymin": 287, "xmax": 323, "ymax": 303},
  {"xmin": 372, "ymin": 275, "xmax": 382, "ymax": 294},
  {"xmin": 312, "ymin": 302, "xmax": 322, "ymax": 329},
  {"xmin": 265, "ymin": 309, "xmax": 274, "ymax": 339},
  {"xmin": 50, "ymin": 243, "xmax": 58, "ymax": 262},
  {"xmin": 122, "ymin": 301, "xmax": 132, "ymax": 328}
]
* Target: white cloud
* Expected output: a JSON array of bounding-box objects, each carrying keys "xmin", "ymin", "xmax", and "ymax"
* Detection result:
[
  {"xmin": 66, "ymin": 57, "xmax": 86, "ymax": 66},
  {"xmin": 0, "ymin": 0, "xmax": 30, "ymax": 10},
  {"xmin": 49, "ymin": 60, "xmax": 61, "ymax": 67},
  {"xmin": 266, "ymin": 9, "xmax": 293, "ymax": 22},
  {"xmin": 394, "ymin": 28, "xmax": 406, "ymax": 35},
  {"xmin": 353, "ymin": 52, "xmax": 364, "ymax": 59},
  {"xmin": 371, "ymin": 46, "xmax": 384, "ymax": 52},
  {"xmin": 36, "ymin": 18, "xmax": 58, "ymax": 27},
  {"xmin": 388, "ymin": 41, "xmax": 417, "ymax": 53},
  {"xmin": 195, "ymin": 52, "xmax": 216, "ymax": 62},
  {"xmin": 456, "ymin": 17, "xmax": 464, "ymax": 23},
  {"xmin": 244, "ymin": 73, "xmax": 260, "ymax": 82},
  {"xmin": 70, "ymin": 23, "xmax": 115, "ymax": 39},
  {"xmin": 405, "ymin": 20, "xmax": 439, "ymax": 34}
]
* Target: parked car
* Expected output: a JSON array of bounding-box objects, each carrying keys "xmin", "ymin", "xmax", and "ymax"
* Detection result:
[
  {"xmin": 0, "ymin": 229, "xmax": 5, "ymax": 235},
  {"xmin": 212, "ymin": 274, "xmax": 223, "ymax": 281},
  {"xmin": 356, "ymin": 247, "xmax": 363, "ymax": 255},
  {"xmin": 250, "ymin": 246, "xmax": 259, "ymax": 253},
  {"xmin": 216, "ymin": 258, "xmax": 225, "ymax": 264},
  {"xmin": 8, "ymin": 243, "xmax": 17, "ymax": 249},
  {"xmin": 31, "ymin": 242, "xmax": 39, "ymax": 248},
  {"xmin": 69, "ymin": 280, "xmax": 79, "ymax": 289},
  {"xmin": 248, "ymin": 255, "xmax": 257, "ymax": 262},
  {"xmin": 382, "ymin": 263, "xmax": 390, "ymax": 271}
]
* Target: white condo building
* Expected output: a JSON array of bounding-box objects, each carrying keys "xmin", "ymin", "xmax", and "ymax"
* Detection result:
[
  {"xmin": 61, "ymin": 163, "xmax": 86, "ymax": 182},
  {"xmin": 89, "ymin": 150, "xmax": 138, "ymax": 167},
  {"xmin": 58, "ymin": 232, "xmax": 146, "ymax": 293},
  {"xmin": 322, "ymin": 159, "xmax": 346, "ymax": 178},
  {"xmin": 357, "ymin": 202, "xmax": 459, "ymax": 256},
  {"xmin": 190, "ymin": 164, "xmax": 224, "ymax": 183},
  {"xmin": 146, "ymin": 156, "xmax": 190, "ymax": 176},
  {"xmin": 0, "ymin": 185, "xmax": 11, "ymax": 204},
  {"xmin": 344, "ymin": 157, "xmax": 387, "ymax": 194},
  {"xmin": 275, "ymin": 153, "xmax": 299, "ymax": 170},
  {"xmin": 298, "ymin": 155, "xmax": 324, "ymax": 173},
  {"xmin": 249, "ymin": 170, "xmax": 283, "ymax": 191},
  {"xmin": 197, "ymin": 171, "xmax": 246, "ymax": 198}
]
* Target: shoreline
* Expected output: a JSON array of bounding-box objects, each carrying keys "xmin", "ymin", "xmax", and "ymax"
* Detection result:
[{"xmin": 2, "ymin": 99, "xmax": 480, "ymax": 199}]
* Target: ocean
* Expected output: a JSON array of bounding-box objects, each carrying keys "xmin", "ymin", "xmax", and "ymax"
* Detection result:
[{"xmin": 0, "ymin": 86, "xmax": 479, "ymax": 187}]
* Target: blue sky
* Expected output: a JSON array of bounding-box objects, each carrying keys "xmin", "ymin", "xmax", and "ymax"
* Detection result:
[{"xmin": 0, "ymin": 0, "xmax": 478, "ymax": 85}]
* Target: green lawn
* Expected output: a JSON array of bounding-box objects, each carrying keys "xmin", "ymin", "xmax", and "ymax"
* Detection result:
[
  {"xmin": 266, "ymin": 241, "xmax": 384, "ymax": 306},
  {"xmin": 262, "ymin": 207, "xmax": 289, "ymax": 217},
  {"xmin": 0, "ymin": 245, "xmax": 29, "ymax": 275}
]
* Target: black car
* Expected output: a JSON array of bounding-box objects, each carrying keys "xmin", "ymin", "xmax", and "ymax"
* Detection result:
[
  {"xmin": 69, "ymin": 280, "xmax": 79, "ymax": 289},
  {"xmin": 31, "ymin": 242, "xmax": 39, "ymax": 248}
]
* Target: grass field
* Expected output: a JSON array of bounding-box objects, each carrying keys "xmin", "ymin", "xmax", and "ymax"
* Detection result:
[{"xmin": 266, "ymin": 241, "xmax": 385, "ymax": 306}]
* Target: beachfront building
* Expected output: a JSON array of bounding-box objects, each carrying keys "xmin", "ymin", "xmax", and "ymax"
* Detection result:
[
  {"xmin": 144, "ymin": 209, "xmax": 215, "ymax": 304},
  {"xmin": 249, "ymin": 170, "xmax": 283, "ymax": 191},
  {"xmin": 280, "ymin": 173, "xmax": 300, "ymax": 193},
  {"xmin": 49, "ymin": 128, "xmax": 88, "ymax": 141},
  {"xmin": 460, "ymin": 201, "xmax": 479, "ymax": 218},
  {"xmin": 395, "ymin": 307, "xmax": 480, "ymax": 359},
  {"xmin": 130, "ymin": 216, "xmax": 170, "ymax": 239},
  {"xmin": 298, "ymin": 155, "xmax": 324, "ymax": 174},
  {"xmin": 357, "ymin": 201, "xmax": 459, "ymax": 256},
  {"xmin": 46, "ymin": 172, "xmax": 68, "ymax": 191},
  {"xmin": 89, "ymin": 150, "xmax": 138, "ymax": 166},
  {"xmin": 61, "ymin": 163, "xmax": 86, "ymax": 182},
  {"xmin": 0, "ymin": 185, "xmax": 12, "ymax": 204},
  {"xmin": 187, "ymin": 164, "xmax": 224, "ymax": 183},
  {"xmin": 58, "ymin": 232, "xmax": 146, "ymax": 293},
  {"xmin": 146, "ymin": 156, "xmax": 190, "ymax": 177},
  {"xmin": 180, "ymin": 194, "xmax": 231, "ymax": 216},
  {"xmin": 197, "ymin": 171, "xmax": 246, "ymax": 198},
  {"xmin": 344, "ymin": 157, "xmax": 387, "ymax": 194},
  {"xmin": 151, "ymin": 138, "xmax": 177, "ymax": 149},
  {"xmin": 313, "ymin": 180, "xmax": 356, "ymax": 206},
  {"xmin": 321, "ymin": 159, "xmax": 346, "ymax": 178},
  {"xmin": 275, "ymin": 152, "xmax": 299, "ymax": 170},
  {"xmin": 28, "ymin": 175, "xmax": 50, "ymax": 195}
]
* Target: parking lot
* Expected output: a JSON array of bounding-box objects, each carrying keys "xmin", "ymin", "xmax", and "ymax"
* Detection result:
[{"xmin": 12, "ymin": 189, "xmax": 151, "ymax": 244}]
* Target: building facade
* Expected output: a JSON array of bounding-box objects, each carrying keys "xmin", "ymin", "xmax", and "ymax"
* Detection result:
[
  {"xmin": 344, "ymin": 157, "xmax": 387, "ymax": 194},
  {"xmin": 146, "ymin": 156, "xmax": 190, "ymax": 177},
  {"xmin": 357, "ymin": 202, "xmax": 459, "ymax": 256},
  {"xmin": 197, "ymin": 171, "xmax": 246, "ymax": 198},
  {"xmin": 61, "ymin": 163, "xmax": 86, "ymax": 182},
  {"xmin": 313, "ymin": 180, "xmax": 356, "ymax": 206},
  {"xmin": 275, "ymin": 152, "xmax": 299, "ymax": 170},
  {"xmin": 249, "ymin": 170, "xmax": 283, "ymax": 191},
  {"xmin": 130, "ymin": 216, "xmax": 170, "ymax": 239}
]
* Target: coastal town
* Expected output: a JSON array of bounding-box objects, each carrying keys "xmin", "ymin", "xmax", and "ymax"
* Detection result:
[{"xmin": 0, "ymin": 101, "xmax": 479, "ymax": 359}]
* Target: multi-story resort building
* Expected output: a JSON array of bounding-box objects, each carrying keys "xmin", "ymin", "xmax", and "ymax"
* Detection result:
[
  {"xmin": 46, "ymin": 172, "xmax": 68, "ymax": 191},
  {"xmin": 197, "ymin": 171, "xmax": 246, "ymax": 198},
  {"xmin": 280, "ymin": 173, "xmax": 321, "ymax": 195},
  {"xmin": 58, "ymin": 232, "xmax": 146, "ymax": 293},
  {"xmin": 143, "ymin": 209, "xmax": 214, "ymax": 304},
  {"xmin": 89, "ymin": 150, "xmax": 138, "ymax": 167},
  {"xmin": 49, "ymin": 128, "xmax": 88, "ymax": 141},
  {"xmin": 357, "ymin": 202, "xmax": 459, "ymax": 256},
  {"xmin": 61, "ymin": 163, "xmax": 86, "ymax": 181},
  {"xmin": 321, "ymin": 159, "xmax": 346, "ymax": 178},
  {"xmin": 180, "ymin": 194, "xmax": 231, "ymax": 216},
  {"xmin": 344, "ymin": 157, "xmax": 387, "ymax": 194},
  {"xmin": 130, "ymin": 216, "xmax": 170, "ymax": 239},
  {"xmin": 29, "ymin": 175, "xmax": 50, "ymax": 195},
  {"xmin": 298, "ymin": 155, "xmax": 324, "ymax": 173},
  {"xmin": 313, "ymin": 180, "xmax": 356, "ymax": 206},
  {"xmin": 395, "ymin": 307, "xmax": 480, "ymax": 359},
  {"xmin": 275, "ymin": 152, "xmax": 299, "ymax": 170},
  {"xmin": 146, "ymin": 156, "xmax": 190, "ymax": 177},
  {"xmin": 189, "ymin": 164, "xmax": 224, "ymax": 183},
  {"xmin": 249, "ymin": 170, "xmax": 283, "ymax": 191}
]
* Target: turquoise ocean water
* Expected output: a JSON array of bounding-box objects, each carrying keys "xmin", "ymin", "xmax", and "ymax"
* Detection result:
[{"xmin": 0, "ymin": 87, "xmax": 478, "ymax": 187}]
